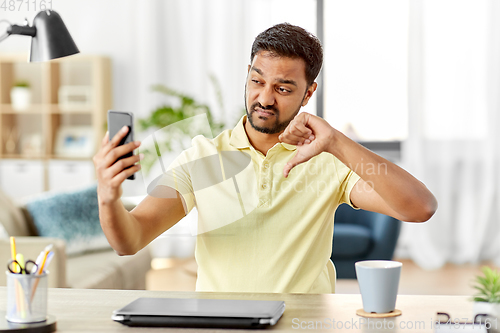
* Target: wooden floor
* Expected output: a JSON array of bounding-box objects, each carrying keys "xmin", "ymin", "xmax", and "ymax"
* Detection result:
[{"xmin": 146, "ymin": 257, "xmax": 499, "ymax": 296}]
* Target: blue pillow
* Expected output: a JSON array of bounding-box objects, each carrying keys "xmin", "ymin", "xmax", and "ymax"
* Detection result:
[{"xmin": 26, "ymin": 184, "xmax": 110, "ymax": 256}]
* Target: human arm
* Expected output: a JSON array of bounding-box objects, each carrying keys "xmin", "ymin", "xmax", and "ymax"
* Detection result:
[
  {"xmin": 278, "ymin": 112, "xmax": 437, "ymax": 222},
  {"xmin": 93, "ymin": 128, "xmax": 186, "ymax": 255}
]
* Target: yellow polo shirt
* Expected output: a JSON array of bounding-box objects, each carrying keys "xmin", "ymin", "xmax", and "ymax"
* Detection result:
[{"xmin": 157, "ymin": 115, "xmax": 360, "ymax": 293}]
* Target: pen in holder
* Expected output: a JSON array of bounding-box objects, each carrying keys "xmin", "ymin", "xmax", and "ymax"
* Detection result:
[{"xmin": 5, "ymin": 271, "xmax": 48, "ymax": 323}]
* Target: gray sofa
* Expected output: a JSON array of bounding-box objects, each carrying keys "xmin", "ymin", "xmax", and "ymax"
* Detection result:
[{"xmin": 0, "ymin": 186, "xmax": 151, "ymax": 289}]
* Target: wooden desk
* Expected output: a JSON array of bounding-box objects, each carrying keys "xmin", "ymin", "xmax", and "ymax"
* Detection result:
[{"xmin": 0, "ymin": 287, "xmax": 487, "ymax": 332}]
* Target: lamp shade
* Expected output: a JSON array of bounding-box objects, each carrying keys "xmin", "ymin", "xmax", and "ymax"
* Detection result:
[{"xmin": 29, "ymin": 10, "xmax": 79, "ymax": 62}]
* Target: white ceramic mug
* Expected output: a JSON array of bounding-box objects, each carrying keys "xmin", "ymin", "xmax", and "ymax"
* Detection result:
[{"xmin": 355, "ymin": 260, "xmax": 402, "ymax": 313}]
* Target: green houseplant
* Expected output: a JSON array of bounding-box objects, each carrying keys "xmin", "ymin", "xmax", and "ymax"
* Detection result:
[
  {"xmin": 138, "ymin": 78, "xmax": 243, "ymax": 175},
  {"xmin": 13, "ymin": 81, "xmax": 30, "ymax": 88},
  {"xmin": 471, "ymin": 266, "xmax": 500, "ymax": 318},
  {"xmin": 138, "ymin": 84, "xmax": 224, "ymax": 135}
]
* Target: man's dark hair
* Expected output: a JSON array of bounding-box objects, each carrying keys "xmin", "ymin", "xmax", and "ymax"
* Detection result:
[{"xmin": 250, "ymin": 23, "xmax": 323, "ymax": 87}]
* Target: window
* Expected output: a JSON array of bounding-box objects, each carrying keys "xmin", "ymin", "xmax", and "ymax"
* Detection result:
[{"xmin": 323, "ymin": 0, "xmax": 409, "ymax": 141}]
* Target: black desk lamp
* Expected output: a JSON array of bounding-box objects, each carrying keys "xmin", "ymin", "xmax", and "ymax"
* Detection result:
[{"xmin": 0, "ymin": 9, "xmax": 79, "ymax": 62}]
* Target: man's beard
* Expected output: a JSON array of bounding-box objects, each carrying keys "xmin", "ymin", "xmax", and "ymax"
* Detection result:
[{"xmin": 245, "ymin": 98, "xmax": 302, "ymax": 135}]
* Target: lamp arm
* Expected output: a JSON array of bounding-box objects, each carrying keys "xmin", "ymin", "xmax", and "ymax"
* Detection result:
[
  {"xmin": 0, "ymin": 19, "xmax": 11, "ymax": 42},
  {"xmin": 7, "ymin": 24, "xmax": 36, "ymax": 37}
]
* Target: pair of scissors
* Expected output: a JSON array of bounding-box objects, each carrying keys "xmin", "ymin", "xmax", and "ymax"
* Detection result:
[{"xmin": 7, "ymin": 259, "xmax": 38, "ymax": 275}]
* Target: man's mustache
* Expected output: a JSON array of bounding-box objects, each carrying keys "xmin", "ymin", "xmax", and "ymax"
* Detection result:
[{"xmin": 251, "ymin": 102, "xmax": 279, "ymax": 113}]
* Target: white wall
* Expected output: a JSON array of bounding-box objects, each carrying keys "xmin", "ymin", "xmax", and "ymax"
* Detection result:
[{"xmin": 0, "ymin": 0, "xmax": 138, "ymax": 113}]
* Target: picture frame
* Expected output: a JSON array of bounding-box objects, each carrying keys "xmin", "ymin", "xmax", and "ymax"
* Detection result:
[
  {"xmin": 58, "ymin": 85, "xmax": 93, "ymax": 111},
  {"xmin": 54, "ymin": 126, "xmax": 94, "ymax": 157}
]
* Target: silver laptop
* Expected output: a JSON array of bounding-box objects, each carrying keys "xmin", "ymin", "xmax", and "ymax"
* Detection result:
[{"xmin": 112, "ymin": 297, "xmax": 285, "ymax": 328}]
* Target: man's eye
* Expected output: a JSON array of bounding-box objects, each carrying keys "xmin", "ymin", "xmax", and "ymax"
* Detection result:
[
  {"xmin": 252, "ymin": 79, "xmax": 261, "ymax": 84},
  {"xmin": 279, "ymin": 87, "xmax": 290, "ymax": 93}
]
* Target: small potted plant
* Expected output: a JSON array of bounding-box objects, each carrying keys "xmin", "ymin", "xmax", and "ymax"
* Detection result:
[
  {"xmin": 10, "ymin": 80, "xmax": 32, "ymax": 111},
  {"xmin": 471, "ymin": 266, "xmax": 500, "ymax": 318}
]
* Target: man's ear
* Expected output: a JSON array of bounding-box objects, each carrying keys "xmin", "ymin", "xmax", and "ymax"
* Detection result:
[
  {"xmin": 301, "ymin": 82, "xmax": 318, "ymax": 107},
  {"xmin": 247, "ymin": 64, "xmax": 251, "ymax": 73}
]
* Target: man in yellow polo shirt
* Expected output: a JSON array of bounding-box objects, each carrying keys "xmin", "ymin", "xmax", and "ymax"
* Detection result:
[
  {"xmin": 93, "ymin": 23, "xmax": 437, "ymax": 293},
  {"xmin": 154, "ymin": 115, "xmax": 361, "ymax": 293}
]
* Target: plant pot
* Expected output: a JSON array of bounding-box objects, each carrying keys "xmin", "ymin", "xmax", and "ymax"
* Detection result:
[
  {"xmin": 10, "ymin": 87, "xmax": 32, "ymax": 111},
  {"xmin": 473, "ymin": 301, "xmax": 500, "ymax": 318}
]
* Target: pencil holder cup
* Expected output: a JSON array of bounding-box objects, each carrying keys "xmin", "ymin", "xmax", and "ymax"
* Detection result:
[{"xmin": 5, "ymin": 271, "xmax": 48, "ymax": 323}]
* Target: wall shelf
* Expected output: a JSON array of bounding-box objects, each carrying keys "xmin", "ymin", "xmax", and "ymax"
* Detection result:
[{"xmin": 0, "ymin": 54, "xmax": 112, "ymax": 198}]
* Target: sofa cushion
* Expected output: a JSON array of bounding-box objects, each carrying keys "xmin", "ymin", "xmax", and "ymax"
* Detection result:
[
  {"xmin": 0, "ymin": 190, "xmax": 30, "ymax": 237},
  {"xmin": 25, "ymin": 184, "xmax": 110, "ymax": 256},
  {"xmin": 66, "ymin": 247, "xmax": 152, "ymax": 289},
  {"xmin": 332, "ymin": 224, "xmax": 372, "ymax": 258}
]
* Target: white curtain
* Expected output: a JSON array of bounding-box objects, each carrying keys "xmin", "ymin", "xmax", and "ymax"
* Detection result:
[
  {"xmin": 132, "ymin": 0, "xmax": 249, "ymax": 125},
  {"xmin": 400, "ymin": 0, "xmax": 500, "ymax": 269},
  {"xmin": 132, "ymin": 0, "xmax": 317, "ymax": 124}
]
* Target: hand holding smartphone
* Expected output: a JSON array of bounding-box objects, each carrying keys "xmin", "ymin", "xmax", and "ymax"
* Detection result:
[{"xmin": 107, "ymin": 110, "xmax": 136, "ymax": 180}]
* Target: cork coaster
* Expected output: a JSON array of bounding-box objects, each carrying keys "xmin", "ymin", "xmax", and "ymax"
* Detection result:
[{"xmin": 356, "ymin": 309, "xmax": 402, "ymax": 318}]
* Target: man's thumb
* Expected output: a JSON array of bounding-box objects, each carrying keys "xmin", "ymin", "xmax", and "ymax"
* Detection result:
[{"xmin": 283, "ymin": 158, "xmax": 300, "ymax": 178}]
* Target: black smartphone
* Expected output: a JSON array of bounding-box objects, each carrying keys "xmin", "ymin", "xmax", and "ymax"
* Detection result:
[{"xmin": 107, "ymin": 110, "xmax": 135, "ymax": 180}]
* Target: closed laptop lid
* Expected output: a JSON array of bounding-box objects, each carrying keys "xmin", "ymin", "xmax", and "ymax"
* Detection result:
[{"xmin": 113, "ymin": 298, "xmax": 285, "ymax": 319}]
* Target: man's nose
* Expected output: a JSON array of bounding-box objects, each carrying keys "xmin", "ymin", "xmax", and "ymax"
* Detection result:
[{"xmin": 258, "ymin": 85, "xmax": 275, "ymax": 108}]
